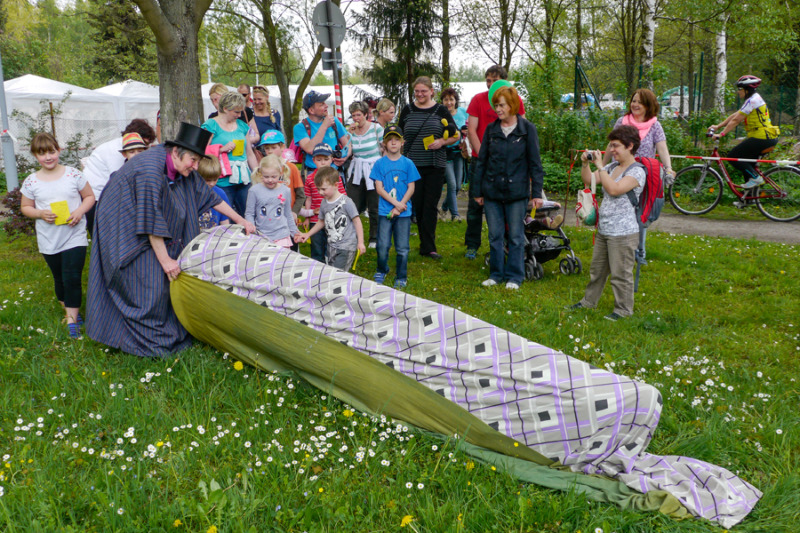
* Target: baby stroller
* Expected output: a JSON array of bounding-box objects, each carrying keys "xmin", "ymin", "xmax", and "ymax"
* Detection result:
[
  {"xmin": 484, "ymin": 201, "xmax": 582, "ymax": 281},
  {"xmin": 523, "ymin": 201, "xmax": 581, "ymax": 280}
]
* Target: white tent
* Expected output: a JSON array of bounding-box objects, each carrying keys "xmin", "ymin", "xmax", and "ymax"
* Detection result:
[
  {"xmin": 3, "ymin": 74, "xmax": 124, "ymax": 145},
  {"xmin": 95, "ymin": 80, "xmax": 160, "ymax": 127}
]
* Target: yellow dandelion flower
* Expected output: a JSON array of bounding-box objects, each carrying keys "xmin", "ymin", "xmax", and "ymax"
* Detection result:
[
  {"xmin": 490, "ymin": 466, "xmax": 496, "ymax": 471},
  {"xmin": 465, "ymin": 461, "xmax": 474, "ymax": 470},
  {"xmin": 157, "ymin": 441, "xmax": 164, "ymax": 447},
  {"xmin": 318, "ymin": 487, "xmax": 324, "ymax": 493},
  {"xmin": 207, "ymin": 526, "xmax": 218, "ymax": 533},
  {"xmin": 343, "ymin": 409, "xmax": 354, "ymax": 417},
  {"xmin": 513, "ymin": 442, "xmax": 519, "ymax": 447},
  {"xmin": 173, "ymin": 519, "xmax": 182, "ymax": 527},
  {"xmin": 400, "ymin": 515, "xmax": 414, "ymax": 527},
  {"xmin": 234, "ymin": 361, "xmax": 244, "ymax": 371}
]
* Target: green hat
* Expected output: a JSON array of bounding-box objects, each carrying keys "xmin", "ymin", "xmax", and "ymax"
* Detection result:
[{"xmin": 488, "ymin": 80, "xmax": 513, "ymax": 111}]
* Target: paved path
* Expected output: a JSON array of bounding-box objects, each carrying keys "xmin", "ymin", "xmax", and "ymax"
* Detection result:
[{"xmin": 451, "ymin": 195, "xmax": 800, "ymax": 245}]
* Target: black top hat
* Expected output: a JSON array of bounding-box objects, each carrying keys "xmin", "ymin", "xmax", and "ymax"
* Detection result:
[{"xmin": 165, "ymin": 122, "xmax": 212, "ymax": 158}]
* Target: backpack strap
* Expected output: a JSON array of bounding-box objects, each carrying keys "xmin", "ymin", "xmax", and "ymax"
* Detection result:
[{"xmin": 625, "ymin": 161, "xmax": 647, "ymax": 208}]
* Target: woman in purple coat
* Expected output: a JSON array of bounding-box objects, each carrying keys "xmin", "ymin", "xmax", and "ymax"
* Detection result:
[{"xmin": 86, "ymin": 123, "xmax": 255, "ymax": 357}]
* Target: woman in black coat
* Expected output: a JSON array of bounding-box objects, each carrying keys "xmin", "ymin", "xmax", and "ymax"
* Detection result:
[{"xmin": 473, "ymin": 85, "xmax": 544, "ymax": 289}]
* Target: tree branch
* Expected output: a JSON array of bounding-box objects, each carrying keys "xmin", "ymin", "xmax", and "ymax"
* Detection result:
[{"xmin": 131, "ymin": 0, "xmax": 176, "ymax": 52}]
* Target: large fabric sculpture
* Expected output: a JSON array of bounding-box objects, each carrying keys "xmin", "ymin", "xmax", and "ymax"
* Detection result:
[{"xmin": 171, "ymin": 226, "xmax": 759, "ymax": 528}]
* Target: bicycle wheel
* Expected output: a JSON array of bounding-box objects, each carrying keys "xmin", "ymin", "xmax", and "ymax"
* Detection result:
[
  {"xmin": 756, "ymin": 166, "xmax": 800, "ymax": 222},
  {"xmin": 668, "ymin": 165, "xmax": 724, "ymax": 215}
]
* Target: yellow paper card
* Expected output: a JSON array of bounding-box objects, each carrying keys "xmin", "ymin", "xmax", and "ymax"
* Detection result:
[
  {"xmin": 51, "ymin": 201, "xmax": 70, "ymax": 225},
  {"xmin": 232, "ymin": 139, "xmax": 245, "ymax": 157},
  {"xmin": 422, "ymin": 135, "xmax": 435, "ymax": 150}
]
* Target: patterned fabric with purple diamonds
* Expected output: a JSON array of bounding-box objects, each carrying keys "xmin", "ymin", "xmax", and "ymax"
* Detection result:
[{"xmin": 178, "ymin": 226, "xmax": 760, "ymax": 528}]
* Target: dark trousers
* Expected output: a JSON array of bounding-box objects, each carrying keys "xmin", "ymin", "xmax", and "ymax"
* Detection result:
[
  {"xmin": 464, "ymin": 160, "xmax": 483, "ymax": 250},
  {"xmin": 85, "ymin": 204, "xmax": 96, "ymax": 237},
  {"xmin": 310, "ymin": 229, "xmax": 328, "ymax": 263},
  {"xmin": 728, "ymin": 137, "xmax": 778, "ymax": 182},
  {"xmin": 42, "ymin": 246, "xmax": 87, "ymax": 308},
  {"xmin": 412, "ymin": 166, "xmax": 445, "ymax": 255},
  {"xmin": 346, "ymin": 178, "xmax": 379, "ymax": 242}
]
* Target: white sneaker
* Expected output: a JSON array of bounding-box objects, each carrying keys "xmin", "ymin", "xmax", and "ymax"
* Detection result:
[
  {"xmin": 481, "ymin": 279, "xmax": 497, "ymax": 287},
  {"xmin": 506, "ymin": 282, "xmax": 520, "ymax": 290}
]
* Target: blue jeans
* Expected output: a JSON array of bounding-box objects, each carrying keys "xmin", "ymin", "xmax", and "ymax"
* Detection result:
[
  {"xmin": 484, "ymin": 198, "xmax": 527, "ymax": 285},
  {"xmin": 441, "ymin": 155, "xmax": 464, "ymax": 217},
  {"xmin": 377, "ymin": 216, "xmax": 411, "ymax": 282},
  {"xmin": 218, "ymin": 183, "xmax": 250, "ymax": 217}
]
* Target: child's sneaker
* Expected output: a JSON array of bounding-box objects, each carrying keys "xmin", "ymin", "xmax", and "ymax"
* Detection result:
[
  {"xmin": 374, "ymin": 272, "xmax": 386, "ymax": 285},
  {"xmin": 481, "ymin": 279, "xmax": 498, "ymax": 287},
  {"xmin": 505, "ymin": 282, "xmax": 520, "ymax": 290},
  {"xmin": 394, "ymin": 279, "xmax": 407, "ymax": 290},
  {"xmin": 465, "ymin": 248, "xmax": 477, "ymax": 260}
]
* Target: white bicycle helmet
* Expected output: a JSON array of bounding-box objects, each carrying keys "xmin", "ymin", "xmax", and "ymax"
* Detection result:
[{"xmin": 735, "ymin": 75, "xmax": 761, "ymax": 89}]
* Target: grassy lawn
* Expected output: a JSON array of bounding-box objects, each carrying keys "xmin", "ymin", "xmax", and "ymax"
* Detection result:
[{"xmin": 1, "ymin": 220, "xmax": 798, "ymax": 532}]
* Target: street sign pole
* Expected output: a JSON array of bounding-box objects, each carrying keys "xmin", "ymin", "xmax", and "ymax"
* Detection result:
[
  {"xmin": 325, "ymin": 0, "xmax": 343, "ymax": 124},
  {"xmin": 313, "ymin": 0, "xmax": 347, "ymax": 125}
]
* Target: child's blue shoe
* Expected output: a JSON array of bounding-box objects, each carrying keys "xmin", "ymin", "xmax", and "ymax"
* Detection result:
[
  {"xmin": 374, "ymin": 272, "xmax": 386, "ymax": 285},
  {"xmin": 394, "ymin": 279, "xmax": 407, "ymax": 290}
]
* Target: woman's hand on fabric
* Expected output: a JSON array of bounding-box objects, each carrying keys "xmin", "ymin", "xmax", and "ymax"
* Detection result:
[
  {"xmin": 474, "ymin": 197, "xmax": 484, "ymax": 206},
  {"xmin": 242, "ymin": 221, "xmax": 256, "ymax": 235},
  {"xmin": 161, "ymin": 258, "xmax": 181, "ymax": 282},
  {"xmin": 222, "ymin": 141, "xmax": 236, "ymax": 153},
  {"xmin": 531, "ymin": 198, "xmax": 544, "ymax": 209}
]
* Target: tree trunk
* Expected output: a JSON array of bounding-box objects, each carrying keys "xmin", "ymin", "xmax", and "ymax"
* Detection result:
[
  {"xmin": 575, "ymin": 0, "xmax": 582, "ymax": 59},
  {"xmin": 640, "ymin": 0, "xmax": 655, "ymax": 90},
  {"xmin": 441, "ymin": 0, "xmax": 450, "ymax": 86},
  {"xmin": 687, "ymin": 24, "xmax": 695, "ymax": 116},
  {"xmin": 713, "ymin": 15, "xmax": 728, "ymax": 113},
  {"xmin": 133, "ymin": 0, "xmax": 212, "ymax": 140}
]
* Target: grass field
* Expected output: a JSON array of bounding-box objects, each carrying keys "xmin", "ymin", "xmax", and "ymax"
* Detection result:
[{"xmin": 1, "ymin": 219, "xmax": 799, "ymax": 532}]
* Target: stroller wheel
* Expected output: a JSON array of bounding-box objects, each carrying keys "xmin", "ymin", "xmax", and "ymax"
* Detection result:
[
  {"xmin": 571, "ymin": 257, "xmax": 583, "ymax": 275},
  {"xmin": 525, "ymin": 262, "xmax": 536, "ymax": 280},
  {"xmin": 532, "ymin": 263, "xmax": 544, "ymax": 280},
  {"xmin": 559, "ymin": 258, "xmax": 574, "ymax": 275}
]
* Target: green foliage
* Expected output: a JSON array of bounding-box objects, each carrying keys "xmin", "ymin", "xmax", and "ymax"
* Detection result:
[
  {"xmin": 1, "ymin": 220, "xmax": 799, "ymax": 531},
  {"xmin": 352, "ymin": 0, "xmax": 440, "ymax": 106},
  {"xmin": 84, "ymin": 0, "xmax": 158, "ymax": 85}
]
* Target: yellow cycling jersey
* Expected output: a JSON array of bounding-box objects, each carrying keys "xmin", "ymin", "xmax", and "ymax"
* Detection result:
[{"xmin": 738, "ymin": 93, "xmax": 780, "ymax": 139}]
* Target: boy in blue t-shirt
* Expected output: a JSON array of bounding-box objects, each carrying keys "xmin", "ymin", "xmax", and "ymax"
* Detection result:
[
  {"xmin": 371, "ymin": 125, "xmax": 421, "ymax": 289},
  {"xmin": 198, "ymin": 155, "xmax": 230, "ymax": 229}
]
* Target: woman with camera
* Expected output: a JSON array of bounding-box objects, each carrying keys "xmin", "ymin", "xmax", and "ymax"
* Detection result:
[{"xmin": 568, "ymin": 125, "xmax": 646, "ymax": 321}]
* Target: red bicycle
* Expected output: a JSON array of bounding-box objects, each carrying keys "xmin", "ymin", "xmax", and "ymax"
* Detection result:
[{"xmin": 668, "ymin": 132, "xmax": 800, "ymax": 222}]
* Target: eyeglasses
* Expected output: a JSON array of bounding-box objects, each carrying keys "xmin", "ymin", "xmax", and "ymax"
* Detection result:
[{"xmin": 253, "ymin": 85, "xmax": 267, "ymax": 91}]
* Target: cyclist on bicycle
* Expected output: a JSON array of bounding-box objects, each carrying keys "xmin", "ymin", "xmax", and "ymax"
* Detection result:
[{"xmin": 709, "ymin": 75, "xmax": 779, "ymax": 189}]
